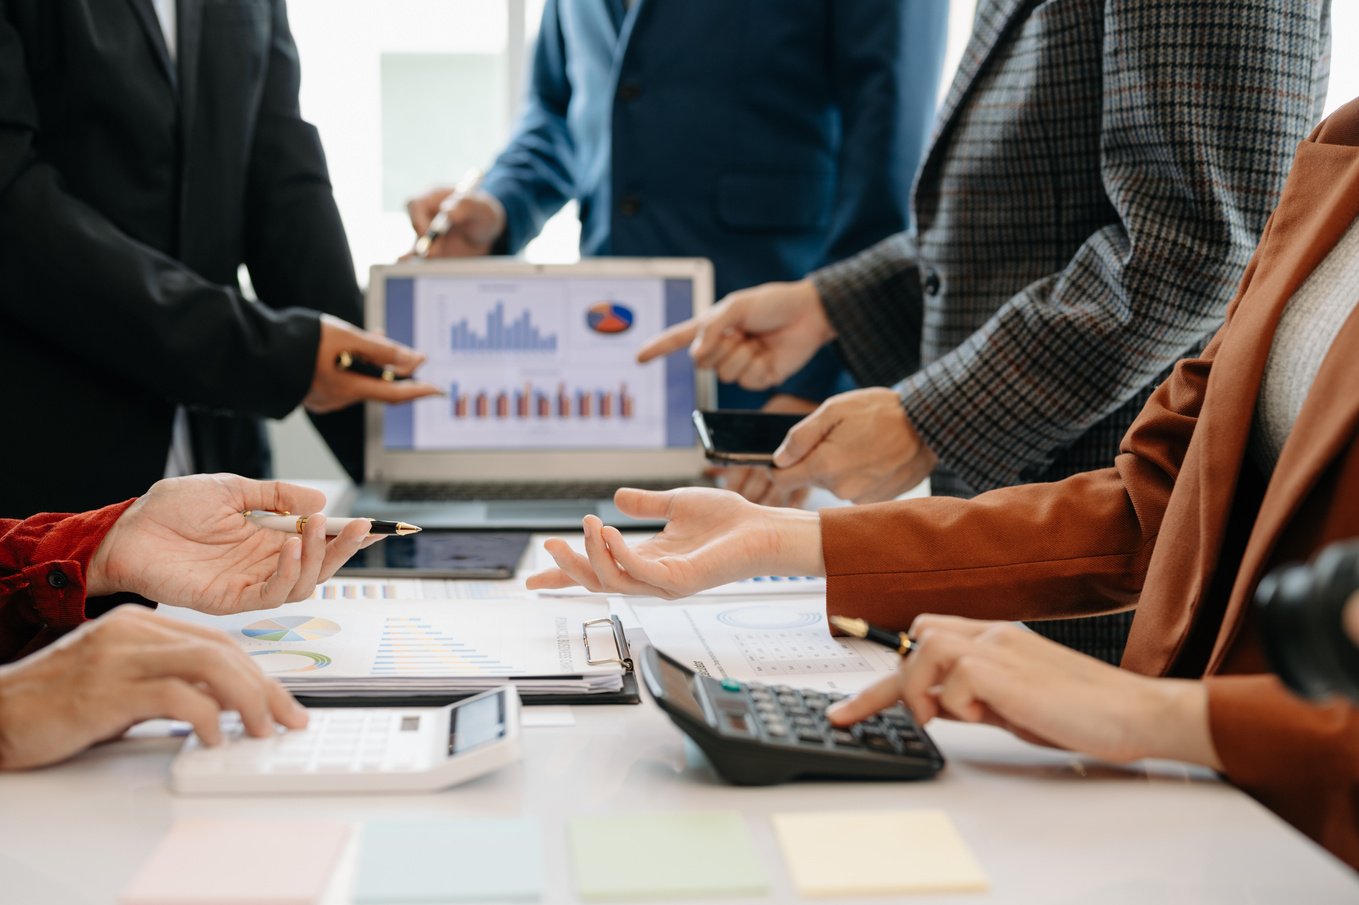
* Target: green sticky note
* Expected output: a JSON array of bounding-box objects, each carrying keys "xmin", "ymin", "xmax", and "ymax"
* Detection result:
[
  {"xmin": 354, "ymin": 818, "xmax": 543, "ymax": 903},
  {"xmin": 568, "ymin": 812, "xmax": 769, "ymax": 901}
]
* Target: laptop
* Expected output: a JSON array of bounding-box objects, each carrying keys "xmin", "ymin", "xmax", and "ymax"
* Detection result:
[{"xmin": 351, "ymin": 258, "xmax": 716, "ymax": 529}]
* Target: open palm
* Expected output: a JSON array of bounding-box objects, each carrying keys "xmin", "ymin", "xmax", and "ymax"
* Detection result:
[{"xmin": 526, "ymin": 487, "xmax": 802, "ymax": 598}]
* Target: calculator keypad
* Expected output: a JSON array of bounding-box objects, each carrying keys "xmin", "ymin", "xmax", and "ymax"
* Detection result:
[
  {"xmin": 742, "ymin": 683, "xmax": 927, "ymax": 757},
  {"xmin": 183, "ymin": 709, "xmax": 433, "ymax": 774}
]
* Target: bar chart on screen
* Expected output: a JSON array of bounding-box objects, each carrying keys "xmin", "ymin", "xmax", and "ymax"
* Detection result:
[{"xmin": 448, "ymin": 381, "xmax": 637, "ymax": 420}]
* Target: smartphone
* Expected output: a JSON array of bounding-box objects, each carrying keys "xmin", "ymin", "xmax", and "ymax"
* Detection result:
[
  {"xmin": 691, "ymin": 409, "xmax": 806, "ymax": 465},
  {"xmin": 336, "ymin": 531, "xmax": 531, "ymax": 579}
]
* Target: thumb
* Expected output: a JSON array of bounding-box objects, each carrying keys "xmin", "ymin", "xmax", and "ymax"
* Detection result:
[
  {"xmin": 772, "ymin": 407, "xmax": 834, "ymax": 468},
  {"xmin": 613, "ymin": 488, "xmax": 677, "ymax": 521}
]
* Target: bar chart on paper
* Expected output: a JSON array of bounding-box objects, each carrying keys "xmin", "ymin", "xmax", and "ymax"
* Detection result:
[
  {"xmin": 372, "ymin": 616, "xmax": 520, "ymax": 676},
  {"xmin": 448, "ymin": 301, "xmax": 559, "ymax": 354}
]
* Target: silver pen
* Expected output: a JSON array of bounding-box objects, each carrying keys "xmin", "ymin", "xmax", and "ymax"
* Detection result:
[
  {"xmin": 413, "ymin": 168, "xmax": 485, "ymax": 258},
  {"xmin": 244, "ymin": 511, "xmax": 422, "ymax": 537}
]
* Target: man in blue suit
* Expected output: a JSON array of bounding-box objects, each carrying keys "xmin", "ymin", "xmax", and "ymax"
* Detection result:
[{"xmin": 409, "ymin": 0, "xmax": 947, "ymax": 411}]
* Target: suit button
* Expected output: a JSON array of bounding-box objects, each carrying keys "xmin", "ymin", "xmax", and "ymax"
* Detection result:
[
  {"xmin": 922, "ymin": 269, "xmax": 941, "ymax": 296},
  {"xmin": 619, "ymin": 194, "xmax": 642, "ymax": 217},
  {"xmin": 47, "ymin": 569, "xmax": 69, "ymax": 589},
  {"xmin": 617, "ymin": 82, "xmax": 642, "ymax": 102}
]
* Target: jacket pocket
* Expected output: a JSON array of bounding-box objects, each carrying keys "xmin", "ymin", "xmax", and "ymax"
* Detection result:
[{"xmin": 715, "ymin": 172, "xmax": 834, "ymax": 233}]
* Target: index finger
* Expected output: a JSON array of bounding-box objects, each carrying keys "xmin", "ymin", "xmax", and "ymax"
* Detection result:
[
  {"xmin": 231, "ymin": 477, "xmax": 329, "ymax": 518},
  {"xmin": 343, "ymin": 328, "xmax": 426, "ymax": 374},
  {"xmin": 637, "ymin": 320, "xmax": 700, "ymax": 363},
  {"xmin": 342, "ymin": 378, "xmax": 446, "ymax": 405}
]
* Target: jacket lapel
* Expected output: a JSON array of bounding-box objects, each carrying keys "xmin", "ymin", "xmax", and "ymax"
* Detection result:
[
  {"xmin": 177, "ymin": 0, "xmax": 205, "ymax": 152},
  {"xmin": 1188, "ymin": 141, "xmax": 1359, "ymax": 645},
  {"xmin": 926, "ymin": 0, "xmax": 1029, "ymax": 150},
  {"xmin": 1202, "ymin": 147, "xmax": 1359, "ymax": 671},
  {"xmin": 123, "ymin": 0, "xmax": 177, "ymax": 88}
]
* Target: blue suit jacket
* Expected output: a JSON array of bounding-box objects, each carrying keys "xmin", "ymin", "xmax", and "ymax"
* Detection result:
[{"xmin": 482, "ymin": 0, "xmax": 947, "ymax": 404}]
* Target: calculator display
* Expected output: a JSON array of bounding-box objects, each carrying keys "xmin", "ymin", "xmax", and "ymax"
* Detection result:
[
  {"xmin": 449, "ymin": 692, "xmax": 506, "ymax": 754},
  {"xmin": 650, "ymin": 652, "xmax": 705, "ymax": 721}
]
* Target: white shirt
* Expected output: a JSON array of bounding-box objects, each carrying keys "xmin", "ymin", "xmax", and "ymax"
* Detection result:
[
  {"xmin": 1250, "ymin": 216, "xmax": 1359, "ymax": 472},
  {"xmin": 151, "ymin": 0, "xmax": 196, "ymax": 479}
]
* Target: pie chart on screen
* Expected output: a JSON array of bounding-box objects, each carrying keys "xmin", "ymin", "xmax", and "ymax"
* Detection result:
[{"xmin": 586, "ymin": 301, "xmax": 634, "ymax": 334}]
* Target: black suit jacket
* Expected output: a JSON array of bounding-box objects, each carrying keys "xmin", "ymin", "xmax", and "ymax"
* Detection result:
[{"xmin": 0, "ymin": 0, "xmax": 363, "ymax": 517}]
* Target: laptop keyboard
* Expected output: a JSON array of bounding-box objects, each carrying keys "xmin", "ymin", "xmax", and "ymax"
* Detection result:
[{"xmin": 388, "ymin": 478, "xmax": 702, "ymax": 502}]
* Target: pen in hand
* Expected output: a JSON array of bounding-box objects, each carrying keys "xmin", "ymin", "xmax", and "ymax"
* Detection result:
[
  {"xmin": 335, "ymin": 350, "xmax": 411, "ymax": 382},
  {"xmin": 412, "ymin": 168, "xmax": 485, "ymax": 258},
  {"xmin": 244, "ymin": 511, "xmax": 423, "ymax": 537},
  {"xmin": 829, "ymin": 615, "xmax": 916, "ymax": 656}
]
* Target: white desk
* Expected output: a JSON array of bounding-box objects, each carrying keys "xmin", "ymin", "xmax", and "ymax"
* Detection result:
[
  {"xmin": 3, "ymin": 688, "xmax": 1358, "ymax": 902},
  {"xmin": 3, "ymin": 489, "xmax": 1355, "ymax": 902}
]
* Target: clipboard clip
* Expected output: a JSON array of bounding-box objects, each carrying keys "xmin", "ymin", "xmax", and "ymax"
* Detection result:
[{"xmin": 583, "ymin": 617, "xmax": 634, "ymax": 671}]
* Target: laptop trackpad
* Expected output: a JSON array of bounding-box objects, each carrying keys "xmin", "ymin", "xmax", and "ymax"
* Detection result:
[{"xmin": 486, "ymin": 501, "xmax": 596, "ymax": 521}]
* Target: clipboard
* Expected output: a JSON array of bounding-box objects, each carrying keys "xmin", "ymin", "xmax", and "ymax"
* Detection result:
[{"xmin": 291, "ymin": 615, "xmax": 640, "ymax": 708}]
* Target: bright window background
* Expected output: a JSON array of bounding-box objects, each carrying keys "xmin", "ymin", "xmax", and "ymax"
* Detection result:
[{"xmin": 269, "ymin": 0, "xmax": 1356, "ymax": 480}]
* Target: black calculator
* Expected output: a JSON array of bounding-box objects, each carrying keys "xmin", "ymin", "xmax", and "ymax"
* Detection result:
[{"xmin": 639, "ymin": 646, "xmax": 944, "ymax": 785}]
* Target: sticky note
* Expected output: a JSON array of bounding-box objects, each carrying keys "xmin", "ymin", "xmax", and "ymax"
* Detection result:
[
  {"xmin": 568, "ymin": 812, "xmax": 769, "ymax": 900},
  {"xmin": 120, "ymin": 818, "xmax": 350, "ymax": 905},
  {"xmin": 772, "ymin": 810, "xmax": 988, "ymax": 896},
  {"xmin": 353, "ymin": 817, "xmax": 543, "ymax": 903}
]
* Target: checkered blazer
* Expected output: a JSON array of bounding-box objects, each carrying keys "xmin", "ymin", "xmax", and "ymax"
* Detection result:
[
  {"xmin": 810, "ymin": 0, "xmax": 1330, "ymax": 662},
  {"xmin": 815, "ymin": 0, "xmax": 1330, "ymax": 496}
]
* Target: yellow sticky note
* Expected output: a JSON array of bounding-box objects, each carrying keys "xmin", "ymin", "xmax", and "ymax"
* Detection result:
[{"xmin": 772, "ymin": 810, "xmax": 988, "ymax": 897}]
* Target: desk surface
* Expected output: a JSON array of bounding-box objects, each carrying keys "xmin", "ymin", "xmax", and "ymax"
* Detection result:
[
  {"xmin": 2, "ymin": 706, "xmax": 1356, "ymax": 904},
  {"xmin": 3, "ymin": 491, "xmax": 1356, "ymax": 902}
]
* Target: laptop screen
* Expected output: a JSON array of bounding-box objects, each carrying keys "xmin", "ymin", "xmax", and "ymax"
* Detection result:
[{"xmin": 380, "ymin": 272, "xmax": 697, "ymax": 452}]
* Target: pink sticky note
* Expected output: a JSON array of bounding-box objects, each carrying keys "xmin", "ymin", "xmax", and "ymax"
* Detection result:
[{"xmin": 120, "ymin": 818, "xmax": 350, "ymax": 905}]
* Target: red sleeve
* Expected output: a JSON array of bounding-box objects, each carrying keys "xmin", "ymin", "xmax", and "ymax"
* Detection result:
[
  {"xmin": 0, "ymin": 500, "xmax": 136, "ymax": 662},
  {"xmin": 1207, "ymin": 675, "xmax": 1359, "ymax": 871}
]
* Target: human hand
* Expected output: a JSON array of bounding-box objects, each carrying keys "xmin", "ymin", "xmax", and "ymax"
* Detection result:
[
  {"xmin": 0, "ymin": 605, "xmax": 308, "ymax": 770},
  {"xmin": 524, "ymin": 487, "xmax": 824, "ymax": 599},
  {"xmin": 637, "ymin": 279, "xmax": 835, "ymax": 390},
  {"xmin": 827, "ymin": 615, "xmax": 1222, "ymax": 769},
  {"xmin": 305, "ymin": 314, "xmax": 444, "ymax": 413},
  {"xmin": 712, "ymin": 394, "xmax": 816, "ymax": 507},
  {"xmin": 88, "ymin": 474, "xmax": 377, "ymax": 614},
  {"xmin": 405, "ymin": 186, "xmax": 506, "ymax": 258},
  {"xmin": 769, "ymin": 387, "xmax": 937, "ymax": 503}
]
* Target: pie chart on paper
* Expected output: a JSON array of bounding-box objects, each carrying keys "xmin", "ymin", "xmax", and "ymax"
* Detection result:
[
  {"xmin": 241, "ymin": 615, "xmax": 341, "ymax": 642},
  {"xmin": 586, "ymin": 301, "xmax": 634, "ymax": 334}
]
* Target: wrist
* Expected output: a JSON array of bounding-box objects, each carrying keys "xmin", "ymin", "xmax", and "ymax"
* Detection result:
[
  {"xmin": 761, "ymin": 507, "xmax": 825, "ymax": 577},
  {"xmin": 87, "ymin": 509, "xmax": 134, "ymax": 599},
  {"xmin": 1134, "ymin": 678, "xmax": 1223, "ymax": 770},
  {"xmin": 797, "ymin": 279, "xmax": 837, "ymax": 344}
]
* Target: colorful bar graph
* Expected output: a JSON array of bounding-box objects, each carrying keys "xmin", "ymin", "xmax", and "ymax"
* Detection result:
[{"xmin": 447, "ymin": 381, "xmax": 636, "ymax": 421}]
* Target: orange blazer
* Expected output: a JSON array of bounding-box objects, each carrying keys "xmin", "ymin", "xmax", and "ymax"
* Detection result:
[{"xmin": 822, "ymin": 100, "xmax": 1359, "ymax": 868}]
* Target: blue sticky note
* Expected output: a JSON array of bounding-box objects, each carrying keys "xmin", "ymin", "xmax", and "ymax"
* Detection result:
[{"xmin": 354, "ymin": 818, "xmax": 543, "ymax": 903}]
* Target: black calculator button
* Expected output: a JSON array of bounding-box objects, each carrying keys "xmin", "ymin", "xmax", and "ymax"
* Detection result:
[
  {"xmin": 747, "ymin": 682, "xmax": 767, "ymax": 691},
  {"xmin": 796, "ymin": 728, "xmax": 826, "ymax": 744},
  {"xmin": 772, "ymin": 685, "xmax": 795, "ymax": 695},
  {"xmin": 900, "ymin": 738, "xmax": 929, "ymax": 754},
  {"xmin": 829, "ymin": 729, "xmax": 861, "ymax": 747},
  {"xmin": 863, "ymin": 735, "xmax": 897, "ymax": 754}
]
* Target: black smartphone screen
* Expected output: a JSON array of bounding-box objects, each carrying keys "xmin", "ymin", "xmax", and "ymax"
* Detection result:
[
  {"xmin": 692, "ymin": 409, "xmax": 806, "ymax": 464},
  {"xmin": 337, "ymin": 531, "xmax": 531, "ymax": 579}
]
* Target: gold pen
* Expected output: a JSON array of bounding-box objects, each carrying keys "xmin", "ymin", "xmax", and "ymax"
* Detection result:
[
  {"xmin": 829, "ymin": 615, "xmax": 916, "ymax": 656},
  {"xmin": 243, "ymin": 511, "xmax": 422, "ymax": 537}
]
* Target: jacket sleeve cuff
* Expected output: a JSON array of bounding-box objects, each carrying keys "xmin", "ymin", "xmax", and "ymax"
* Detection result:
[
  {"xmin": 480, "ymin": 175, "xmax": 532, "ymax": 256},
  {"xmin": 1, "ymin": 499, "xmax": 138, "ymax": 630},
  {"xmin": 1207, "ymin": 674, "xmax": 1359, "ymax": 859},
  {"xmin": 810, "ymin": 233, "xmax": 924, "ymax": 388}
]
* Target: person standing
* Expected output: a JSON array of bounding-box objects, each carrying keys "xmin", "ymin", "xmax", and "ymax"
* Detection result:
[
  {"xmin": 408, "ymin": 0, "xmax": 948, "ymax": 410},
  {"xmin": 0, "ymin": 0, "xmax": 441, "ymax": 518}
]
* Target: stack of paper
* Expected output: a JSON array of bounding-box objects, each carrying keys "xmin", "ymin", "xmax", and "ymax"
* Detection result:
[{"xmin": 163, "ymin": 596, "xmax": 626, "ymax": 698}]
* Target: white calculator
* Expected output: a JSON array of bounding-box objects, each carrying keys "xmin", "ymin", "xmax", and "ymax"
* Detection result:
[{"xmin": 171, "ymin": 685, "xmax": 522, "ymax": 794}]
